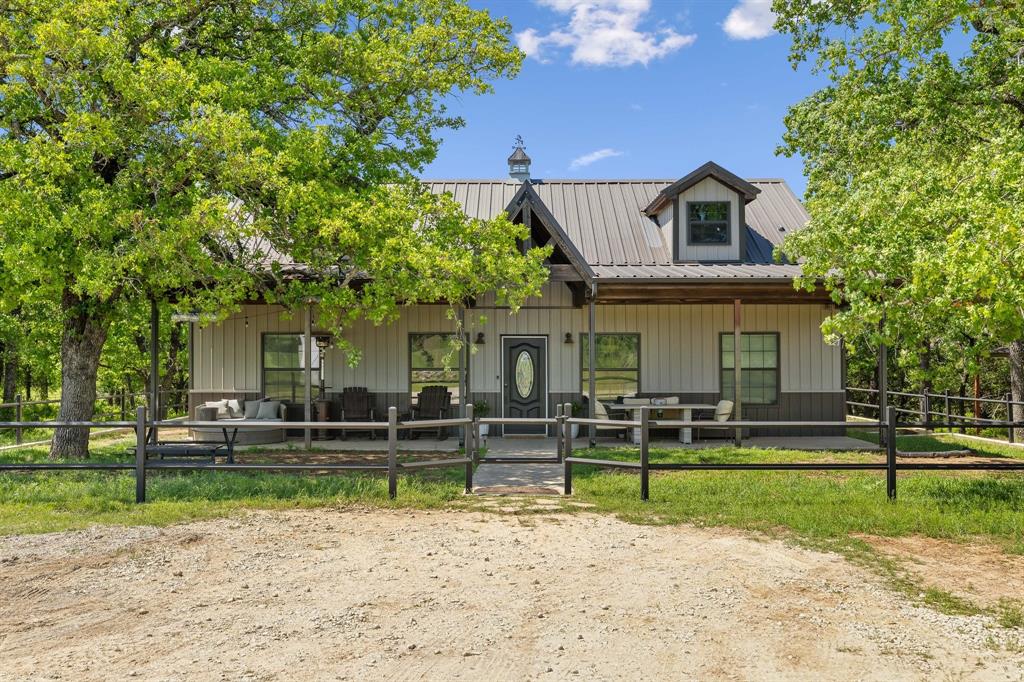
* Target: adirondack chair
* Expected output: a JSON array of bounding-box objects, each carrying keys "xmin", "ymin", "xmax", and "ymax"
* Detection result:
[
  {"xmin": 340, "ymin": 387, "xmax": 376, "ymax": 440},
  {"xmin": 410, "ymin": 385, "xmax": 452, "ymax": 440},
  {"xmin": 696, "ymin": 400, "xmax": 735, "ymax": 441}
]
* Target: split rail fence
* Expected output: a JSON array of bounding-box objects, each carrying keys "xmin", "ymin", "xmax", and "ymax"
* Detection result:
[
  {"xmin": 847, "ymin": 386, "xmax": 1023, "ymax": 443},
  {"xmin": 0, "ymin": 405, "xmax": 475, "ymax": 502},
  {"xmin": 561, "ymin": 404, "xmax": 1024, "ymax": 501},
  {"xmin": 3, "ymin": 403, "xmax": 1023, "ymax": 505}
]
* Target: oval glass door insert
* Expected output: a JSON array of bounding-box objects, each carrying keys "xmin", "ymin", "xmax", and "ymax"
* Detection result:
[{"xmin": 514, "ymin": 350, "xmax": 535, "ymax": 398}]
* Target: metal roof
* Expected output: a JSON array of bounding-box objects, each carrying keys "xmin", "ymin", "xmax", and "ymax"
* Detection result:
[{"xmin": 423, "ymin": 177, "xmax": 808, "ymax": 280}]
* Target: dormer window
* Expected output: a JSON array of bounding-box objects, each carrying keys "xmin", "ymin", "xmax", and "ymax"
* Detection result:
[{"xmin": 687, "ymin": 201, "xmax": 730, "ymax": 245}]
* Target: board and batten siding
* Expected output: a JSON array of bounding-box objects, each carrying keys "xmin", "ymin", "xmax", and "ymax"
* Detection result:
[
  {"xmin": 656, "ymin": 176, "xmax": 741, "ymax": 262},
  {"xmin": 192, "ymin": 284, "xmax": 841, "ymax": 398}
]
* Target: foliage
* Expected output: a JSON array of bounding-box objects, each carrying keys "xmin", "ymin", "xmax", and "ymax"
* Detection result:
[
  {"xmin": 774, "ymin": 1, "xmax": 1024, "ymax": 379},
  {"xmin": 0, "ymin": 0, "xmax": 544, "ymax": 454},
  {"xmin": 471, "ymin": 399, "xmax": 491, "ymax": 418}
]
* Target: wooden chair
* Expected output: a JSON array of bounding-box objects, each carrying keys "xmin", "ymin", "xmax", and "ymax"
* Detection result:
[
  {"xmin": 410, "ymin": 386, "xmax": 451, "ymax": 440},
  {"xmin": 696, "ymin": 400, "xmax": 735, "ymax": 441},
  {"xmin": 340, "ymin": 387, "xmax": 376, "ymax": 440}
]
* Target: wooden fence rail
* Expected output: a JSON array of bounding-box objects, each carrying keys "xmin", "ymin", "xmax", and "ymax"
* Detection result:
[
  {"xmin": 847, "ymin": 386, "xmax": 1023, "ymax": 443},
  {"xmin": 562, "ymin": 405, "xmax": 1024, "ymax": 501},
  {"xmin": 0, "ymin": 405, "xmax": 476, "ymax": 503}
]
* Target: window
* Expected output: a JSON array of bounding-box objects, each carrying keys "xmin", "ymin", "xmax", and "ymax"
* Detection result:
[
  {"xmin": 720, "ymin": 333, "xmax": 779, "ymax": 405},
  {"xmin": 581, "ymin": 333, "xmax": 640, "ymax": 400},
  {"xmin": 687, "ymin": 201, "xmax": 730, "ymax": 245},
  {"xmin": 262, "ymin": 334, "xmax": 321, "ymax": 403},
  {"xmin": 409, "ymin": 333, "xmax": 465, "ymax": 404}
]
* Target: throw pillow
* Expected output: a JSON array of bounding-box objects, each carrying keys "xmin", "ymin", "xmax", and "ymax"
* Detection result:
[
  {"xmin": 256, "ymin": 400, "xmax": 281, "ymax": 420},
  {"xmin": 243, "ymin": 399, "xmax": 264, "ymax": 420},
  {"xmin": 225, "ymin": 399, "xmax": 243, "ymax": 418}
]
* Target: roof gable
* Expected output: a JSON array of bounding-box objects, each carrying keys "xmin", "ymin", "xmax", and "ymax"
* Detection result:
[
  {"xmin": 506, "ymin": 181, "xmax": 594, "ymax": 285},
  {"xmin": 643, "ymin": 161, "xmax": 761, "ymax": 216}
]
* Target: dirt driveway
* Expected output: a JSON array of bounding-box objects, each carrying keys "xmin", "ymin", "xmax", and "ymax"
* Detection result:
[{"xmin": 1, "ymin": 508, "xmax": 1022, "ymax": 681}]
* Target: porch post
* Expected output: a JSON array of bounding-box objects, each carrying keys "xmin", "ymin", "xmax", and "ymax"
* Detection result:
[
  {"xmin": 303, "ymin": 304, "xmax": 312, "ymax": 450},
  {"xmin": 733, "ymin": 299, "xmax": 742, "ymax": 446},
  {"xmin": 458, "ymin": 306, "xmax": 466, "ymax": 447},
  {"xmin": 588, "ymin": 285, "xmax": 597, "ymax": 448},
  {"xmin": 149, "ymin": 298, "xmax": 159, "ymax": 444}
]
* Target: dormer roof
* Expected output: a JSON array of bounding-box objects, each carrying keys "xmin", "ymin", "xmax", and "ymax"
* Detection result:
[{"xmin": 642, "ymin": 161, "xmax": 761, "ymax": 216}]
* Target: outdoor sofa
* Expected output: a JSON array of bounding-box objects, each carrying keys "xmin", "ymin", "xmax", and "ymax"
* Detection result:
[{"xmin": 191, "ymin": 398, "xmax": 288, "ymax": 445}]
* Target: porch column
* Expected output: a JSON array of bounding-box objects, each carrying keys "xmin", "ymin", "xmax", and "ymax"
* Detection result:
[
  {"xmin": 588, "ymin": 285, "xmax": 597, "ymax": 447},
  {"xmin": 303, "ymin": 305, "xmax": 312, "ymax": 450},
  {"xmin": 149, "ymin": 298, "xmax": 159, "ymax": 444},
  {"xmin": 733, "ymin": 299, "xmax": 742, "ymax": 446},
  {"xmin": 458, "ymin": 306, "xmax": 466, "ymax": 447}
]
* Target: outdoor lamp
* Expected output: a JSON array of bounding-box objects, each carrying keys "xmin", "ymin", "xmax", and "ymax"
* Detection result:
[
  {"xmin": 564, "ymin": 332, "xmax": 574, "ymax": 344},
  {"xmin": 475, "ymin": 332, "xmax": 486, "ymax": 345}
]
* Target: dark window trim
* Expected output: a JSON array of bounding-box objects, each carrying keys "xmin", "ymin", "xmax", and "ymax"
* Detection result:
[
  {"xmin": 718, "ymin": 331, "xmax": 781, "ymax": 406},
  {"xmin": 408, "ymin": 332, "xmax": 468, "ymax": 396},
  {"xmin": 579, "ymin": 332, "xmax": 642, "ymax": 398},
  {"xmin": 685, "ymin": 200, "xmax": 732, "ymax": 247},
  {"xmin": 260, "ymin": 332, "xmax": 321, "ymax": 404}
]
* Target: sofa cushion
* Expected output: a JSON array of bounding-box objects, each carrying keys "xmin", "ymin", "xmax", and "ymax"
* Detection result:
[
  {"xmin": 225, "ymin": 399, "xmax": 243, "ymax": 418},
  {"xmin": 622, "ymin": 397, "xmax": 651, "ymax": 406},
  {"xmin": 243, "ymin": 399, "xmax": 265, "ymax": 419},
  {"xmin": 256, "ymin": 400, "xmax": 282, "ymax": 420}
]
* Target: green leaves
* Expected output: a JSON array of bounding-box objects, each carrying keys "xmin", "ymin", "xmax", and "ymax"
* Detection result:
[
  {"xmin": 0, "ymin": 0, "xmax": 536, "ymax": 348},
  {"xmin": 775, "ymin": 0, "xmax": 1024, "ymax": 377}
]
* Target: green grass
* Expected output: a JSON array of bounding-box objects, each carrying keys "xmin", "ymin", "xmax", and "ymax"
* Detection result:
[
  {"xmin": 849, "ymin": 427, "xmax": 1024, "ymax": 457},
  {"xmin": 0, "ymin": 439, "xmax": 471, "ymax": 536}
]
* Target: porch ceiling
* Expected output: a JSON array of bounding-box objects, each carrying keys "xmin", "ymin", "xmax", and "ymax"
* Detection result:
[{"xmin": 594, "ymin": 281, "xmax": 832, "ymax": 304}]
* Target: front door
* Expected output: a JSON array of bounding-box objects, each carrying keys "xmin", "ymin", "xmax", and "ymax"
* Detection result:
[{"xmin": 502, "ymin": 337, "xmax": 547, "ymax": 435}]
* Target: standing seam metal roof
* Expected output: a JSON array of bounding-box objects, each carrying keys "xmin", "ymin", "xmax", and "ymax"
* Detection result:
[{"xmin": 424, "ymin": 177, "xmax": 808, "ymax": 280}]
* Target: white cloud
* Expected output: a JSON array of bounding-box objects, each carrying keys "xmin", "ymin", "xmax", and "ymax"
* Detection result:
[
  {"xmin": 516, "ymin": 0, "xmax": 696, "ymax": 67},
  {"xmin": 723, "ymin": 0, "xmax": 777, "ymax": 40},
  {"xmin": 569, "ymin": 148, "xmax": 623, "ymax": 169}
]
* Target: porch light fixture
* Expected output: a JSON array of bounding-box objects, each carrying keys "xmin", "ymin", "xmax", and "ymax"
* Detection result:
[
  {"xmin": 314, "ymin": 335, "xmax": 332, "ymax": 351},
  {"xmin": 564, "ymin": 332, "xmax": 574, "ymax": 344},
  {"xmin": 474, "ymin": 332, "xmax": 486, "ymax": 345}
]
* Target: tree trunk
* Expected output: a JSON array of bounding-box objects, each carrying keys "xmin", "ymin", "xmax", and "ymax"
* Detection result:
[
  {"xmin": 50, "ymin": 294, "xmax": 109, "ymax": 459},
  {"xmin": 2, "ymin": 342, "xmax": 16, "ymax": 403},
  {"xmin": 1009, "ymin": 340, "xmax": 1024, "ymax": 442}
]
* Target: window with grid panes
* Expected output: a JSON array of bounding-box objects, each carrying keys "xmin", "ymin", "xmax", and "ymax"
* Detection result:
[{"xmin": 720, "ymin": 333, "xmax": 779, "ymax": 405}]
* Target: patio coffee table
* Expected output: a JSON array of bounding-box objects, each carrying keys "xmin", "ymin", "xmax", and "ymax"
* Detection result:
[{"xmin": 624, "ymin": 403, "xmax": 717, "ymax": 445}]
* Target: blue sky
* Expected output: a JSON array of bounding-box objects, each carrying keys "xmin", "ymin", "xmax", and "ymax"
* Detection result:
[{"xmin": 423, "ymin": 0, "xmax": 825, "ymax": 197}]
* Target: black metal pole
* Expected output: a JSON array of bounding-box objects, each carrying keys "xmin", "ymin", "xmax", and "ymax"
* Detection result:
[
  {"xmin": 640, "ymin": 406, "xmax": 650, "ymax": 501},
  {"xmin": 135, "ymin": 406, "xmax": 147, "ymax": 503},
  {"xmin": 588, "ymin": 292, "xmax": 597, "ymax": 448},
  {"xmin": 563, "ymin": 402, "xmax": 573, "ymax": 496},
  {"xmin": 886, "ymin": 406, "xmax": 897, "ymax": 501},
  {"xmin": 464, "ymin": 403, "xmax": 473, "ymax": 494},
  {"xmin": 878, "ymin": 340, "xmax": 888, "ymax": 447},
  {"xmin": 149, "ymin": 299, "xmax": 159, "ymax": 444},
  {"xmin": 387, "ymin": 406, "xmax": 398, "ymax": 499}
]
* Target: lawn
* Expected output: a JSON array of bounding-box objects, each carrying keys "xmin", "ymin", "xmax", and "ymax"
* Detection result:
[{"xmin": 0, "ymin": 436, "xmax": 471, "ymax": 536}]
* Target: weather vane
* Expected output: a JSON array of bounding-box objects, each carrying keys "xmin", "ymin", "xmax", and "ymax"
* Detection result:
[{"xmin": 514, "ymin": 134, "xmax": 525, "ymax": 149}]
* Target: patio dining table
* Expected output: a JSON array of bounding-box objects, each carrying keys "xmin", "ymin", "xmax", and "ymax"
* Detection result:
[{"xmin": 622, "ymin": 403, "xmax": 718, "ymax": 445}]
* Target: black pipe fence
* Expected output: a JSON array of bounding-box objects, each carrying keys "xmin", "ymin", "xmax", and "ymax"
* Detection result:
[
  {"xmin": 0, "ymin": 405, "xmax": 475, "ymax": 502},
  {"xmin": 562, "ymin": 405, "xmax": 1024, "ymax": 501},
  {"xmin": 847, "ymin": 386, "xmax": 1023, "ymax": 443}
]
